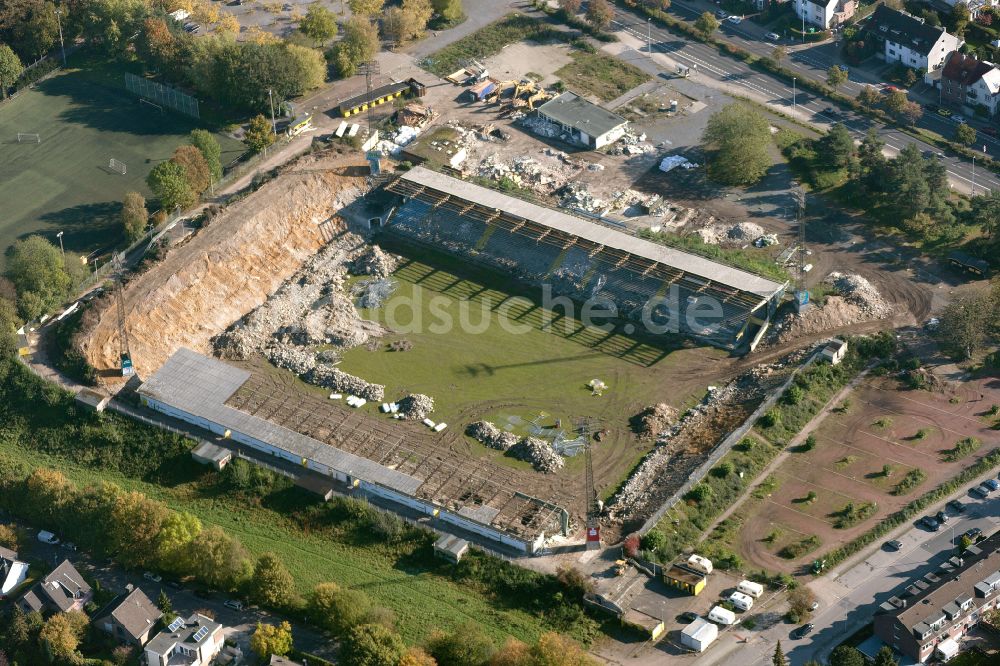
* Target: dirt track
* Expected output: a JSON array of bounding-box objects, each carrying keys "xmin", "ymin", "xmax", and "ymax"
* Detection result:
[{"xmin": 77, "ymin": 152, "xmax": 368, "ymax": 380}]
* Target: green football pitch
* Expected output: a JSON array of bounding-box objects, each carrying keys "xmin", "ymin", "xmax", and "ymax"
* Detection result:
[{"xmin": 0, "ymin": 67, "xmax": 242, "ymax": 267}]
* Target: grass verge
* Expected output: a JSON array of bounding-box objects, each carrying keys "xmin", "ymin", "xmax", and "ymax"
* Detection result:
[{"xmin": 554, "ymin": 50, "xmax": 650, "ymax": 102}]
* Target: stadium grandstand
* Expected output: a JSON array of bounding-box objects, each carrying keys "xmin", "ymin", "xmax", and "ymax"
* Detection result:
[{"xmin": 386, "ymin": 167, "xmax": 788, "ymax": 350}]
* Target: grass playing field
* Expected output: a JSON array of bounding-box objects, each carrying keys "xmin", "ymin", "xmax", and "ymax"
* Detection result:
[{"xmin": 0, "ymin": 65, "xmax": 242, "ymax": 267}]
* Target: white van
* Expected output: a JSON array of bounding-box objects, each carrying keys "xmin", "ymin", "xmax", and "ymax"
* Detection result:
[
  {"xmin": 708, "ymin": 605, "xmax": 736, "ymax": 625},
  {"xmin": 37, "ymin": 530, "xmax": 59, "ymax": 545},
  {"xmin": 737, "ymin": 580, "xmax": 764, "ymax": 599},
  {"xmin": 687, "ymin": 554, "xmax": 714, "ymax": 575},
  {"xmin": 729, "ymin": 591, "xmax": 754, "ymax": 611}
]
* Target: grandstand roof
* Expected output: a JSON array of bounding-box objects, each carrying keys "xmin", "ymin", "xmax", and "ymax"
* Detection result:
[{"xmin": 392, "ymin": 167, "xmax": 786, "ymax": 298}]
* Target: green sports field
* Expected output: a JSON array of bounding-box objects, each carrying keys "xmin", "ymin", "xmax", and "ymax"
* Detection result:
[{"xmin": 0, "ymin": 66, "xmax": 242, "ymax": 267}]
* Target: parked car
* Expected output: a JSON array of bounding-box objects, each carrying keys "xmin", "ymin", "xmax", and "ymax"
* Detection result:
[
  {"xmin": 953, "ymin": 114, "xmax": 967, "ymax": 124},
  {"xmin": 986, "ymin": 479, "xmax": 1000, "ymax": 491},
  {"xmin": 947, "ymin": 499, "xmax": 965, "ymax": 513},
  {"xmin": 143, "ymin": 572, "xmax": 162, "ymax": 583},
  {"xmin": 61, "ymin": 542, "xmax": 77, "ymax": 551},
  {"xmin": 936, "ymin": 510, "xmax": 950, "ymax": 524},
  {"xmin": 885, "ymin": 540, "xmax": 904, "ymax": 551},
  {"xmin": 922, "ymin": 516, "xmax": 940, "ymax": 531},
  {"xmin": 791, "ymin": 623, "xmax": 815, "ymax": 639},
  {"xmin": 166, "ymin": 580, "xmax": 183, "ymax": 590},
  {"xmin": 678, "ymin": 611, "xmax": 699, "ymax": 623},
  {"xmin": 937, "ymin": 107, "xmax": 953, "ymax": 117},
  {"xmin": 716, "ymin": 9, "xmax": 729, "ymax": 18},
  {"xmin": 224, "ymin": 599, "xmax": 245, "ymax": 611},
  {"xmin": 883, "ymin": 85, "xmax": 900, "ymax": 94},
  {"xmin": 965, "ymin": 527, "xmax": 983, "ymax": 541},
  {"xmin": 972, "ymin": 484, "xmax": 990, "ymax": 498},
  {"xmin": 983, "ymin": 126, "xmax": 998, "ymax": 137},
  {"xmin": 727, "ymin": 16, "xmax": 742, "ymax": 24},
  {"xmin": 37, "ymin": 530, "xmax": 60, "ymax": 545},
  {"xmin": 765, "ymin": 32, "xmax": 781, "ymax": 41},
  {"xmin": 810, "ymin": 601, "xmax": 820, "ymax": 611},
  {"xmin": 926, "ymin": 103, "xmax": 940, "ymax": 114}
]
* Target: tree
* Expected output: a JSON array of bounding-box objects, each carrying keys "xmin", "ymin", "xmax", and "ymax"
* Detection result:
[
  {"xmin": 0, "ymin": 44, "xmax": 23, "ymax": 99},
  {"xmin": 110, "ymin": 490, "xmax": 168, "ymax": 567},
  {"xmin": 190, "ymin": 129, "xmax": 222, "ymax": 182},
  {"xmin": 156, "ymin": 589, "xmax": 173, "ymax": 617},
  {"xmin": 857, "ymin": 128, "xmax": 886, "ymax": 191},
  {"xmin": 243, "ymin": 114, "xmax": 276, "ymax": 154},
  {"xmin": 787, "ymin": 586, "xmax": 817, "ymax": 619},
  {"xmin": 431, "ymin": 0, "xmax": 464, "ymax": 22},
  {"xmin": 956, "ymin": 122, "xmax": 977, "ymax": 146},
  {"xmin": 349, "ymin": 0, "xmax": 384, "ymax": 16},
  {"xmin": 694, "ymin": 11, "xmax": 720, "ymax": 37},
  {"xmin": 217, "ymin": 13, "xmax": 240, "ymax": 36},
  {"xmin": 384, "ymin": 0, "xmax": 432, "ymax": 44},
  {"xmin": 155, "ymin": 510, "xmax": 202, "ymax": 571},
  {"xmin": 186, "ymin": 525, "xmax": 251, "ymax": 591},
  {"xmin": 938, "ymin": 292, "xmax": 993, "ymax": 358},
  {"xmin": 0, "ymin": 1, "xmax": 59, "ymax": 61},
  {"xmin": 250, "ymin": 621, "xmax": 293, "ymax": 661},
  {"xmin": 952, "ymin": 1, "xmax": 971, "ymax": 37},
  {"xmin": 400, "ymin": 647, "xmax": 438, "ymax": 666},
  {"xmin": 826, "ymin": 65, "xmax": 848, "ymax": 90},
  {"xmin": 330, "ymin": 16, "xmax": 379, "ymax": 78},
  {"xmin": 857, "ymin": 85, "xmax": 880, "ymax": 110},
  {"xmin": 586, "ymin": 0, "xmax": 613, "ymax": 31},
  {"xmin": 559, "ymin": 0, "xmax": 582, "ymax": 15},
  {"xmin": 341, "ymin": 624, "xmax": 406, "ymax": 666},
  {"xmin": 821, "ymin": 123, "xmax": 855, "ymax": 169},
  {"xmin": 873, "ymin": 646, "xmax": 899, "ymax": 666},
  {"xmin": 251, "ymin": 552, "xmax": 295, "ymax": 607},
  {"xmin": 969, "ymin": 188, "xmax": 1000, "ymax": 242},
  {"xmin": 147, "ymin": 161, "xmax": 196, "ymax": 211},
  {"xmin": 531, "ymin": 633, "xmax": 596, "ymax": 665},
  {"xmin": 771, "ymin": 46, "xmax": 786, "ymax": 65},
  {"xmin": 491, "ymin": 639, "xmax": 531, "ymax": 666},
  {"xmin": 899, "ymin": 100, "xmax": 923, "ymax": 125},
  {"xmin": 38, "ymin": 611, "xmax": 87, "ymax": 664},
  {"xmin": 702, "ymin": 103, "xmax": 772, "ymax": 185},
  {"xmin": 0, "ymin": 523, "xmax": 16, "ymax": 549},
  {"xmin": 887, "ymin": 144, "xmax": 931, "ymax": 220},
  {"xmin": 170, "ymin": 145, "xmax": 211, "ymax": 196},
  {"xmin": 4, "ymin": 236, "xmax": 71, "ymax": 321},
  {"xmin": 829, "ymin": 646, "xmax": 866, "ymax": 666},
  {"xmin": 299, "ymin": 4, "xmax": 337, "ymax": 46},
  {"xmin": 121, "ymin": 191, "xmax": 149, "ymax": 242},
  {"xmin": 884, "ymin": 89, "xmax": 908, "ymax": 116},
  {"xmin": 307, "ymin": 582, "xmax": 372, "ymax": 635},
  {"xmin": 286, "ymin": 43, "xmax": 326, "ymax": 91},
  {"xmin": 427, "ymin": 624, "xmax": 496, "ymax": 666},
  {"xmin": 773, "ymin": 641, "xmax": 787, "ymax": 666}
]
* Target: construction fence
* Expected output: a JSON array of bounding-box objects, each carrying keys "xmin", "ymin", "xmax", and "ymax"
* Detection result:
[{"xmin": 124, "ymin": 73, "xmax": 200, "ymax": 119}]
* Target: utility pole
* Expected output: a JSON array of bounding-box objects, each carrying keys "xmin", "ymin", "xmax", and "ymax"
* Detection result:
[
  {"xmin": 648, "ymin": 18, "xmax": 652, "ymax": 54},
  {"xmin": 56, "ymin": 231, "xmax": 64, "ymax": 259},
  {"xmin": 792, "ymin": 77, "xmax": 797, "ymax": 109},
  {"xmin": 55, "ymin": 8, "xmax": 66, "ymax": 66},
  {"xmin": 267, "ymin": 89, "xmax": 277, "ymax": 135},
  {"xmin": 801, "ymin": 0, "xmax": 805, "ymax": 42},
  {"xmin": 972, "ymin": 155, "xmax": 976, "ymax": 197}
]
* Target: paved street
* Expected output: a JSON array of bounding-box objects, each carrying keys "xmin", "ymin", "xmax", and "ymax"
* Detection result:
[
  {"xmin": 692, "ymin": 470, "xmax": 1000, "ymax": 665},
  {"xmin": 609, "ymin": 2, "xmax": 1000, "ymax": 194}
]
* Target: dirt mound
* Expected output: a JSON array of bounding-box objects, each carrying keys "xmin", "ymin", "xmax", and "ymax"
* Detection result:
[
  {"xmin": 695, "ymin": 221, "xmax": 766, "ymax": 245},
  {"xmin": 629, "ymin": 403, "xmax": 678, "ymax": 440},
  {"xmin": 771, "ymin": 272, "xmax": 894, "ymax": 344},
  {"xmin": 825, "ymin": 272, "xmax": 894, "ymax": 319},
  {"xmin": 350, "ymin": 246, "xmax": 398, "ymax": 279},
  {"xmin": 77, "ymin": 156, "xmax": 367, "ymax": 378}
]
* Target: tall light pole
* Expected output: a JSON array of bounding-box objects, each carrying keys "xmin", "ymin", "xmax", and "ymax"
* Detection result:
[
  {"xmin": 56, "ymin": 231, "xmax": 64, "ymax": 259},
  {"xmin": 972, "ymin": 155, "xmax": 976, "ymax": 197},
  {"xmin": 801, "ymin": 0, "xmax": 806, "ymax": 42},
  {"xmin": 647, "ymin": 18, "xmax": 652, "ymax": 54},
  {"xmin": 267, "ymin": 89, "xmax": 277, "ymax": 135},
  {"xmin": 792, "ymin": 77, "xmax": 797, "ymax": 109},
  {"xmin": 55, "ymin": 8, "xmax": 66, "ymax": 66}
]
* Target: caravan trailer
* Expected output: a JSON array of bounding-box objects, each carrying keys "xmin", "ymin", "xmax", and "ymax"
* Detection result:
[
  {"xmin": 707, "ymin": 606, "xmax": 736, "ymax": 625},
  {"xmin": 737, "ymin": 580, "xmax": 764, "ymax": 599}
]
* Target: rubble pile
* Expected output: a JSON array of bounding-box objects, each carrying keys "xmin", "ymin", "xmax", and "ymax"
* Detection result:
[
  {"xmin": 308, "ymin": 364, "xmax": 385, "ymax": 401},
  {"xmin": 695, "ymin": 221, "xmax": 767, "ymax": 246},
  {"xmin": 353, "ymin": 278, "xmax": 397, "ymax": 309},
  {"xmin": 350, "ymin": 246, "xmax": 398, "ymax": 279},
  {"xmin": 559, "ymin": 182, "xmax": 604, "ymax": 213},
  {"xmin": 609, "ymin": 131, "xmax": 654, "ymax": 156},
  {"xmin": 477, "ymin": 154, "xmax": 572, "ymax": 194},
  {"xmin": 826, "ymin": 272, "xmax": 894, "ymax": 319},
  {"xmin": 265, "ymin": 343, "xmax": 316, "ymax": 375},
  {"xmin": 630, "ymin": 403, "xmax": 679, "ymax": 440},
  {"xmin": 465, "ymin": 421, "xmax": 519, "ymax": 451},
  {"xmin": 520, "ymin": 115, "xmax": 561, "ymax": 139},
  {"xmin": 397, "ymin": 393, "xmax": 434, "ymax": 420},
  {"xmin": 508, "ymin": 437, "xmax": 565, "ymax": 473}
]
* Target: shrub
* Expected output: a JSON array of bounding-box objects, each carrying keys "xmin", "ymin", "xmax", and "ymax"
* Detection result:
[
  {"xmin": 685, "ymin": 483, "xmax": 713, "ymax": 505},
  {"xmin": 943, "ymin": 437, "xmax": 981, "ymax": 462},
  {"xmin": 893, "ymin": 469, "xmax": 926, "ymax": 496},
  {"xmin": 712, "ymin": 461, "xmax": 735, "ymax": 478},
  {"xmin": 800, "ymin": 435, "xmax": 817, "ymax": 452},
  {"xmin": 832, "ymin": 501, "xmax": 877, "ymax": 529},
  {"xmin": 640, "ymin": 530, "xmax": 667, "ymax": 553},
  {"xmin": 783, "ymin": 385, "xmax": 805, "ymax": 405},
  {"xmin": 759, "ymin": 409, "xmax": 781, "ymax": 428},
  {"xmin": 779, "ymin": 535, "xmax": 821, "ymax": 559},
  {"xmin": 873, "ymin": 417, "xmax": 893, "ymax": 429}
]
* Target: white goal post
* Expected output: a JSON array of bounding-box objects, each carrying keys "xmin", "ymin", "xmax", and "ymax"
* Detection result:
[
  {"xmin": 109, "ymin": 158, "xmax": 127, "ymax": 175},
  {"xmin": 17, "ymin": 133, "xmax": 40, "ymax": 143}
]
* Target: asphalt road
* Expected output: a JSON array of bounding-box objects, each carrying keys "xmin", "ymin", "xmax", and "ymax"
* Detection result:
[
  {"xmin": 693, "ymin": 470, "xmax": 1000, "ymax": 665},
  {"xmin": 610, "ymin": 2, "xmax": 1000, "ymax": 194}
]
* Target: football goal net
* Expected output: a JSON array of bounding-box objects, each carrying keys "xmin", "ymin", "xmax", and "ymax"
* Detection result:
[
  {"xmin": 17, "ymin": 133, "xmax": 40, "ymax": 143},
  {"xmin": 109, "ymin": 158, "xmax": 127, "ymax": 175}
]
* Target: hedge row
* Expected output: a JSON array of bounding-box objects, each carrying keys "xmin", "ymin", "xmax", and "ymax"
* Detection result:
[
  {"xmin": 612, "ymin": 0, "xmax": 1000, "ymax": 179},
  {"xmin": 823, "ymin": 449, "xmax": 1000, "ymax": 569}
]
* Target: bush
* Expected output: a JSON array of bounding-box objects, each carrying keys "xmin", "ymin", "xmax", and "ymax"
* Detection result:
[
  {"xmin": 943, "ymin": 437, "xmax": 981, "ymax": 462},
  {"xmin": 783, "ymin": 385, "xmax": 805, "ymax": 405},
  {"xmin": 832, "ymin": 501, "xmax": 877, "ymax": 529},
  {"xmin": 779, "ymin": 535, "xmax": 821, "ymax": 559},
  {"xmin": 712, "ymin": 461, "xmax": 736, "ymax": 478},
  {"xmin": 800, "ymin": 435, "xmax": 817, "ymax": 452},
  {"xmin": 893, "ymin": 468, "xmax": 927, "ymax": 496},
  {"xmin": 685, "ymin": 483, "xmax": 713, "ymax": 505},
  {"xmin": 640, "ymin": 530, "xmax": 667, "ymax": 553}
]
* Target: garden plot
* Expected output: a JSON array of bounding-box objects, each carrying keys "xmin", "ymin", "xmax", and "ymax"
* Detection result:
[{"xmin": 736, "ymin": 372, "xmax": 1000, "ymax": 574}]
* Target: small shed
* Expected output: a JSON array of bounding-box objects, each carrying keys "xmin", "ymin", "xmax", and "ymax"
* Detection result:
[
  {"xmin": 191, "ymin": 442, "xmax": 233, "ymax": 470},
  {"xmin": 821, "ymin": 338, "xmax": 848, "ymax": 365},
  {"xmin": 680, "ymin": 617, "xmax": 718, "ymax": 652},
  {"xmin": 433, "ymin": 534, "xmax": 469, "ymax": 563},
  {"xmin": 467, "ymin": 79, "xmax": 497, "ymax": 102},
  {"xmin": 16, "ymin": 327, "xmax": 30, "ymax": 356},
  {"xmin": 664, "ymin": 564, "xmax": 707, "ymax": 596},
  {"xmin": 622, "ymin": 608, "xmax": 664, "ymax": 640},
  {"xmin": 75, "ymin": 388, "xmax": 111, "ymax": 412}
]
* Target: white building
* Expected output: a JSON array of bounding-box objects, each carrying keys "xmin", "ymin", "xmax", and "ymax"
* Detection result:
[
  {"xmin": 867, "ymin": 5, "xmax": 963, "ymax": 73},
  {"xmin": 680, "ymin": 618, "xmax": 718, "ymax": 652},
  {"xmin": 794, "ymin": 0, "xmax": 856, "ymax": 30},
  {"xmin": 536, "ymin": 92, "xmax": 629, "ymax": 149},
  {"xmin": 144, "ymin": 614, "xmax": 223, "ymax": 666}
]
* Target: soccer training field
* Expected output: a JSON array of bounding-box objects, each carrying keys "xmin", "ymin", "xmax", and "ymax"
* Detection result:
[{"xmin": 0, "ymin": 66, "xmax": 242, "ymax": 267}]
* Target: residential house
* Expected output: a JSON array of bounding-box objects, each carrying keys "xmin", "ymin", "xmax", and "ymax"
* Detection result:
[
  {"xmin": 866, "ymin": 5, "xmax": 963, "ymax": 73},
  {"xmin": 941, "ymin": 51, "xmax": 1000, "ymax": 115},
  {"xmin": 144, "ymin": 613, "xmax": 223, "ymax": 666},
  {"xmin": 794, "ymin": 0, "xmax": 856, "ymax": 30},
  {"xmin": 95, "ymin": 587, "xmax": 163, "ymax": 646},
  {"xmin": 536, "ymin": 92, "xmax": 629, "ymax": 150},
  {"xmin": 17, "ymin": 559, "xmax": 92, "ymax": 614},
  {"xmin": 0, "ymin": 546, "xmax": 28, "ymax": 597},
  {"xmin": 874, "ymin": 530, "xmax": 1000, "ymax": 662}
]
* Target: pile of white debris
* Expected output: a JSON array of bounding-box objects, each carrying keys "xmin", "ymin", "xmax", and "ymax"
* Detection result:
[
  {"xmin": 695, "ymin": 221, "xmax": 767, "ymax": 246},
  {"xmin": 465, "ymin": 420, "xmax": 564, "ymax": 473},
  {"xmin": 826, "ymin": 272, "xmax": 894, "ymax": 319}
]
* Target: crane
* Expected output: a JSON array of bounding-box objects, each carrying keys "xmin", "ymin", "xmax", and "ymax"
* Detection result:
[{"xmin": 577, "ymin": 418, "xmax": 602, "ymax": 550}]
